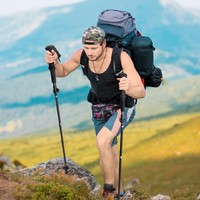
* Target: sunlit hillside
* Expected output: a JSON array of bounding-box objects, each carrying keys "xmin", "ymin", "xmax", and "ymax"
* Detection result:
[{"xmin": 1, "ymin": 112, "xmax": 200, "ymax": 198}]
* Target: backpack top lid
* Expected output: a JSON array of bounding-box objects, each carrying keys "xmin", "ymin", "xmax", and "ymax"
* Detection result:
[{"xmin": 97, "ymin": 9, "xmax": 136, "ymax": 38}]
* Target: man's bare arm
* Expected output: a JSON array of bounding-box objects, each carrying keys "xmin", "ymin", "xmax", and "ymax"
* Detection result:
[{"xmin": 45, "ymin": 48, "xmax": 83, "ymax": 77}]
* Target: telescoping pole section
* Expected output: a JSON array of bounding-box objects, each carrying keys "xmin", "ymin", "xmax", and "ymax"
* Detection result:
[
  {"xmin": 117, "ymin": 72, "xmax": 127, "ymax": 200},
  {"xmin": 45, "ymin": 45, "xmax": 68, "ymax": 174}
]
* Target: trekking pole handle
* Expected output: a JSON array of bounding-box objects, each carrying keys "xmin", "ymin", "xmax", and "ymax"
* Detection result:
[
  {"xmin": 116, "ymin": 71, "xmax": 127, "ymax": 79},
  {"xmin": 45, "ymin": 45, "xmax": 61, "ymax": 60},
  {"xmin": 117, "ymin": 72, "xmax": 127, "ymax": 112},
  {"xmin": 45, "ymin": 45, "xmax": 61, "ymax": 84}
]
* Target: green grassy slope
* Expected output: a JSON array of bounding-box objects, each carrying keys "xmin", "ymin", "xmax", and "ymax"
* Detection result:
[
  {"xmin": 122, "ymin": 114, "xmax": 200, "ymax": 197},
  {"xmin": 1, "ymin": 112, "xmax": 200, "ymax": 198}
]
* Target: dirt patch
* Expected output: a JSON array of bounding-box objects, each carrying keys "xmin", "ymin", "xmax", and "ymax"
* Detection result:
[{"xmin": 0, "ymin": 172, "xmax": 18, "ymax": 200}]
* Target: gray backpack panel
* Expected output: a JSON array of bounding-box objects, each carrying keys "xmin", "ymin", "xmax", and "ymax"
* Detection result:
[{"xmin": 97, "ymin": 9, "xmax": 136, "ymax": 38}]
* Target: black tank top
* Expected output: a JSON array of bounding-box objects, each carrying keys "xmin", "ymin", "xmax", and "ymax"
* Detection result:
[{"xmin": 80, "ymin": 48, "xmax": 135, "ymax": 107}]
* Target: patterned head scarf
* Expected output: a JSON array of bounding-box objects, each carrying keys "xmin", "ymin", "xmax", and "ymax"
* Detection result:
[{"xmin": 82, "ymin": 26, "xmax": 106, "ymax": 45}]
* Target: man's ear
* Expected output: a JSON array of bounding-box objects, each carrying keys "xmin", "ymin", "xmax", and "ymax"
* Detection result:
[{"xmin": 102, "ymin": 39, "xmax": 106, "ymax": 47}]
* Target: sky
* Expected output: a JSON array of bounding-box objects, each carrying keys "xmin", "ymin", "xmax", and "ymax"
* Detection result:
[
  {"xmin": 0, "ymin": 0, "xmax": 84, "ymax": 16},
  {"xmin": 0, "ymin": 0, "xmax": 200, "ymax": 17}
]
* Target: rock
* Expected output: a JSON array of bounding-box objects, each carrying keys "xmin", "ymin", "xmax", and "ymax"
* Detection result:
[
  {"xmin": 0, "ymin": 155, "xmax": 14, "ymax": 170},
  {"xmin": 124, "ymin": 178, "xmax": 140, "ymax": 190},
  {"xmin": 120, "ymin": 190, "xmax": 134, "ymax": 200},
  {"xmin": 0, "ymin": 154, "xmax": 25, "ymax": 170},
  {"xmin": 92, "ymin": 183, "xmax": 102, "ymax": 194},
  {"xmin": 151, "ymin": 194, "xmax": 171, "ymax": 200},
  {"xmin": 13, "ymin": 157, "xmax": 97, "ymax": 191}
]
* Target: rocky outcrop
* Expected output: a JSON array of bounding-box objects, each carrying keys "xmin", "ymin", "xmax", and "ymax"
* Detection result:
[
  {"xmin": 151, "ymin": 194, "xmax": 171, "ymax": 200},
  {"xmin": 0, "ymin": 154, "xmax": 25, "ymax": 170},
  {"xmin": 13, "ymin": 157, "xmax": 97, "ymax": 192},
  {"xmin": 4, "ymin": 155, "xmax": 198, "ymax": 200}
]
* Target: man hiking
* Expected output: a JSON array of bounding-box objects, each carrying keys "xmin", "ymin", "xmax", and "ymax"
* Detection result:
[{"xmin": 45, "ymin": 26, "xmax": 146, "ymax": 199}]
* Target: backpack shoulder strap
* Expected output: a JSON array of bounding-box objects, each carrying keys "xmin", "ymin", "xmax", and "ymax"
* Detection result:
[
  {"xmin": 112, "ymin": 47, "xmax": 123, "ymax": 75},
  {"xmin": 80, "ymin": 50, "xmax": 88, "ymax": 75}
]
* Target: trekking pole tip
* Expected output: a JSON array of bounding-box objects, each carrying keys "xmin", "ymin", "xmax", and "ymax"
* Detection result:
[{"xmin": 63, "ymin": 166, "xmax": 69, "ymax": 174}]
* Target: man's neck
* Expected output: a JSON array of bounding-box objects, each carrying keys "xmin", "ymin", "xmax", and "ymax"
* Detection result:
[{"xmin": 95, "ymin": 47, "xmax": 106, "ymax": 62}]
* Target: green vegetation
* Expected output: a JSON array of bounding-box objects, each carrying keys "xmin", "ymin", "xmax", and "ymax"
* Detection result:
[
  {"xmin": 1, "ymin": 112, "xmax": 200, "ymax": 199},
  {"xmin": 1, "ymin": 171, "xmax": 100, "ymax": 200}
]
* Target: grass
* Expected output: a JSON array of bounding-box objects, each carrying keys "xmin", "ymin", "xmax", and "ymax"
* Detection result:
[
  {"xmin": 1, "ymin": 112, "xmax": 200, "ymax": 199},
  {"xmin": 1, "ymin": 170, "xmax": 100, "ymax": 200}
]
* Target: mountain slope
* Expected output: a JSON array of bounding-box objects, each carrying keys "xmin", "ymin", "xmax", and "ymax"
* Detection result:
[
  {"xmin": 0, "ymin": 112, "xmax": 200, "ymax": 197},
  {"xmin": 0, "ymin": 0, "xmax": 200, "ymax": 139}
]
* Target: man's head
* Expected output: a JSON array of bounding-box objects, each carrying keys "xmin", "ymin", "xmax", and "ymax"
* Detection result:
[{"xmin": 82, "ymin": 26, "xmax": 106, "ymax": 45}]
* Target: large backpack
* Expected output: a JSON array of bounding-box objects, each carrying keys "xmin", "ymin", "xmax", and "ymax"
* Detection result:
[{"xmin": 97, "ymin": 9, "xmax": 163, "ymax": 87}]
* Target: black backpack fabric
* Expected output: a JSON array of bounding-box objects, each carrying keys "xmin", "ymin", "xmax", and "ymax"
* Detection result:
[{"xmin": 97, "ymin": 9, "xmax": 163, "ymax": 87}]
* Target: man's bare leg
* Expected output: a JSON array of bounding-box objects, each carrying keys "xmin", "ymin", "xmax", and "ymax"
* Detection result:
[
  {"xmin": 99, "ymin": 147, "xmax": 123, "ymax": 189},
  {"xmin": 96, "ymin": 111, "xmax": 124, "ymax": 198},
  {"xmin": 97, "ymin": 127, "xmax": 116, "ymax": 185}
]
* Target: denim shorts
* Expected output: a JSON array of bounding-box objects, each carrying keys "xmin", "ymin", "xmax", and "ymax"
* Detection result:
[{"xmin": 92, "ymin": 105, "xmax": 136, "ymax": 146}]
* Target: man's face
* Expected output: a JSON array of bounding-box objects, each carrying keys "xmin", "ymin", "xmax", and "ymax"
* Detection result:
[{"xmin": 83, "ymin": 42, "xmax": 104, "ymax": 61}]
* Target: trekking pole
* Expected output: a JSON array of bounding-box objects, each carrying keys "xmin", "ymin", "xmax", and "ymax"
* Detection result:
[
  {"xmin": 117, "ymin": 72, "xmax": 127, "ymax": 200},
  {"xmin": 45, "ymin": 45, "xmax": 68, "ymax": 174}
]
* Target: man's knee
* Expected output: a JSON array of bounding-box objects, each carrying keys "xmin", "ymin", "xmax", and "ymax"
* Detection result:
[
  {"xmin": 96, "ymin": 128, "xmax": 114, "ymax": 149},
  {"xmin": 96, "ymin": 134, "xmax": 110, "ymax": 149}
]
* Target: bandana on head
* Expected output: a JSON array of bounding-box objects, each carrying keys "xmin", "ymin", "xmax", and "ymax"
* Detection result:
[{"xmin": 82, "ymin": 26, "xmax": 106, "ymax": 45}]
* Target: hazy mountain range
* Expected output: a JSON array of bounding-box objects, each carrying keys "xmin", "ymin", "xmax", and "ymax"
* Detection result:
[{"xmin": 0, "ymin": 0, "xmax": 200, "ymax": 139}]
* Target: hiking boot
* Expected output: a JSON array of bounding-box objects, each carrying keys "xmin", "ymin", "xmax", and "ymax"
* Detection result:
[{"xmin": 103, "ymin": 184, "xmax": 116, "ymax": 200}]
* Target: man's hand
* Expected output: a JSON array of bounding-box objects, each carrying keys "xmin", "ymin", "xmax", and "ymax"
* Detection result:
[
  {"xmin": 45, "ymin": 49, "xmax": 59, "ymax": 65},
  {"xmin": 117, "ymin": 77, "xmax": 130, "ymax": 94}
]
